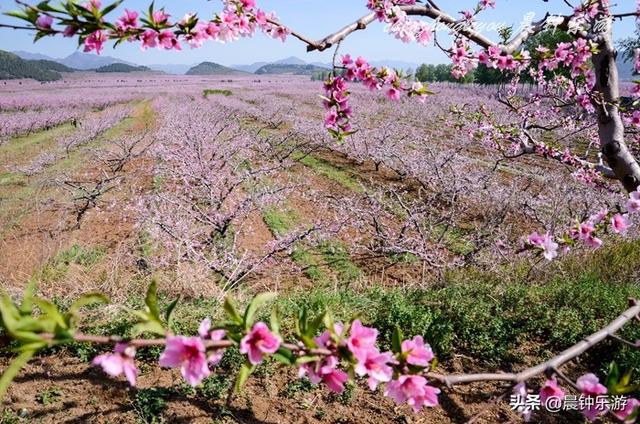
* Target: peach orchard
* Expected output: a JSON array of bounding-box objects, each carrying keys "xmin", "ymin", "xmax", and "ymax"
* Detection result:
[{"xmin": 2, "ymin": 0, "xmax": 640, "ymax": 421}]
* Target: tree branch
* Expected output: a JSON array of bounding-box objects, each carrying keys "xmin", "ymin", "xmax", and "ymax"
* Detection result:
[
  {"xmin": 302, "ymin": 4, "xmax": 574, "ymax": 54},
  {"xmin": 425, "ymin": 299, "xmax": 640, "ymax": 387}
]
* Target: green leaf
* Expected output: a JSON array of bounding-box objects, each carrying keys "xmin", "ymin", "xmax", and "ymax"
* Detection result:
[
  {"xmin": 34, "ymin": 299, "xmax": 67, "ymax": 330},
  {"xmin": 234, "ymin": 362, "xmax": 254, "ymax": 393},
  {"xmin": 605, "ymin": 361, "xmax": 620, "ymax": 390},
  {"xmin": 13, "ymin": 316, "xmax": 42, "ymax": 333},
  {"xmin": 100, "ymin": 0, "xmax": 123, "ymax": 16},
  {"xmin": 0, "ymin": 349, "xmax": 35, "ymax": 401},
  {"xmin": 132, "ymin": 320, "xmax": 165, "ymax": 337},
  {"xmin": 620, "ymin": 369, "xmax": 634, "ymax": 387},
  {"xmin": 296, "ymin": 306, "xmax": 307, "ymax": 337},
  {"xmin": 243, "ymin": 293, "xmax": 276, "ymax": 331},
  {"xmin": 144, "ymin": 279, "xmax": 161, "ymax": 321},
  {"xmin": 68, "ymin": 293, "xmax": 109, "ymax": 317},
  {"xmin": 164, "ymin": 297, "xmax": 180, "ymax": 327},
  {"xmin": 124, "ymin": 307, "xmax": 152, "ymax": 322},
  {"xmin": 10, "ymin": 330, "xmax": 45, "ymax": 345},
  {"xmin": 3, "ymin": 10, "xmax": 31, "ymax": 21},
  {"xmin": 223, "ymin": 298, "xmax": 243, "ymax": 325},
  {"xmin": 391, "ymin": 326, "xmax": 403, "ymax": 354},
  {"xmin": 272, "ymin": 348, "xmax": 294, "ymax": 365},
  {"xmin": 307, "ymin": 310, "xmax": 326, "ymax": 338},
  {"xmin": 295, "ymin": 355, "xmax": 320, "ymax": 365},
  {"xmin": 0, "ymin": 294, "xmax": 21, "ymax": 333},
  {"xmin": 613, "ymin": 384, "xmax": 640, "ymax": 395},
  {"xmin": 19, "ymin": 281, "xmax": 36, "ymax": 315},
  {"xmin": 37, "ymin": 1, "xmax": 64, "ymax": 13},
  {"xmin": 270, "ymin": 306, "xmax": 281, "ymax": 335},
  {"xmin": 323, "ymin": 311, "xmax": 335, "ymax": 336}
]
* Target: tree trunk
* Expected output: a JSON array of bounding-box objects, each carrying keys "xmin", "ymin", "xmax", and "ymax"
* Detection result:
[{"xmin": 592, "ymin": 17, "xmax": 640, "ymax": 193}]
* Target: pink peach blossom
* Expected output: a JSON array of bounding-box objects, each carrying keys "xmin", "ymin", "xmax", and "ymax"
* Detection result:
[
  {"xmin": 159, "ymin": 336, "xmax": 210, "ymax": 386},
  {"xmin": 239, "ymin": 322, "xmax": 281, "ymax": 365},
  {"xmin": 93, "ymin": 343, "xmax": 138, "ymax": 386}
]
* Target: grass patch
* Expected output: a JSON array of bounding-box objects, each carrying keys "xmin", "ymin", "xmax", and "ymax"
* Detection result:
[
  {"xmin": 291, "ymin": 247, "xmax": 329, "ymax": 284},
  {"xmin": 132, "ymin": 387, "xmax": 172, "ymax": 424},
  {"xmin": 0, "ymin": 172, "xmax": 26, "ymax": 188},
  {"xmin": 262, "ymin": 205, "xmax": 300, "ymax": 237},
  {"xmin": 21, "ymin": 240, "xmax": 640, "ymax": 394},
  {"xmin": 319, "ymin": 241, "xmax": 362, "ymax": 283},
  {"xmin": 203, "ymin": 89, "xmax": 233, "ymax": 98},
  {"xmin": 282, "ymin": 377, "xmax": 315, "ymax": 399},
  {"xmin": 39, "ymin": 244, "xmax": 107, "ymax": 282},
  {"xmin": 433, "ymin": 224, "xmax": 475, "ymax": 256},
  {"xmin": 293, "ymin": 153, "xmax": 363, "ymax": 193},
  {"xmin": 0, "ymin": 124, "xmax": 72, "ymax": 159},
  {"xmin": 196, "ymin": 375, "xmax": 231, "ymax": 400},
  {"xmin": 35, "ymin": 387, "xmax": 63, "ymax": 406}
]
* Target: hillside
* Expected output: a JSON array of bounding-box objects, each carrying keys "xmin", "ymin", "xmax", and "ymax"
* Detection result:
[
  {"xmin": 96, "ymin": 63, "xmax": 151, "ymax": 73},
  {"xmin": 12, "ymin": 50, "xmax": 55, "ymax": 61},
  {"xmin": 232, "ymin": 61, "xmax": 268, "ymax": 73},
  {"xmin": 618, "ymin": 56, "xmax": 635, "ymax": 81},
  {"xmin": 186, "ymin": 61, "xmax": 248, "ymax": 76},
  {"xmin": 26, "ymin": 59, "xmax": 76, "ymax": 73},
  {"xmin": 59, "ymin": 52, "xmax": 135, "ymax": 70},
  {"xmin": 0, "ymin": 50, "xmax": 62, "ymax": 81},
  {"xmin": 255, "ymin": 63, "xmax": 330, "ymax": 75}
]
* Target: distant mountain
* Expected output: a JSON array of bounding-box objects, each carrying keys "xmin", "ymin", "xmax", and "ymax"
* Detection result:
[
  {"xmin": 231, "ymin": 57, "xmax": 421, "ymax": 74},
  {"xmin": 58, "ymin": 52, "xmax": 134, "ymax": 70},
  {"xmin": 231, "ymin": 61, "xmax": 268, "ymax": 73},
  {"xmin": 12, "ymin": 50, "xmax": 57, "ymax": 61},
  {"xmin": 148, "ymin": 64, "xmax": 193, "ymax": 75},
  {"xmin": 273, "ymin": 56, "xmax": 307, "ymax": 65},
  {"xmin": 0, "ymin": 50, "xmax": 62, "ymax": 81},
  {"xmin": 26, "ymin": 59, "xmax": 76, "ymax": 73},
  {"xmin": 96, "ymin": 63, "xmax": 151, "ymax": 73},
  {"xmin": 186, "ymin": 62, "xmax": 249, "ymax": 76},
  {"xmin": 255, "ymin": 63, "xmax": 330, "ymax": 75},
  {"xmin": 618, "ymin": 56, "xmax": 635, "ymax": 81}
]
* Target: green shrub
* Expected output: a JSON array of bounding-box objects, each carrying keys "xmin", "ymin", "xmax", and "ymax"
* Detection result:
[{"xmin": 133, "ymin": 388, "xmax": 173, "ymax": 424}]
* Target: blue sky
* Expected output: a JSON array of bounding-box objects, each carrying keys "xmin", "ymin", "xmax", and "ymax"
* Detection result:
[{"xmin": 0, "ymin": 0, "xmax": 637, "ymax": 66}]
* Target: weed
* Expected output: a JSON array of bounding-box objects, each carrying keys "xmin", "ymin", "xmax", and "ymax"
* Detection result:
[
  {"xmin": 294, "ymin": 153, "xmax": 363, "ymax": 193},
  {"xmin": 0, "ymin": 409, "xmax": 22, "ymax": 424},
  {"xmin": 203, "ymin": 89, "xmax": 233, "ymax": 98},
  {"xmin": 36, "ymin": 387, "xmax": 63, "ymax": 405},
  {"xmin": 282, "ymin": 377, "xmax": 314, "ymax": 398},
  {"xmin": 291, "ymin": 247, "xmax": 329, "ymax": 284},
  {"xmin": 197, "ymin": 375, "xmax": 230, "ymax": 400},
  {"xmin": 262, "ymin": 205, "xmax": 300, "ymax": 237},
  {"xmin": 319, "ymin": 241, "xmax": 362, "ymax": 283},
  {"xmin": 132, "ymin": 387, "xmax": 173, "ymax": 424},
  {"xmin": 39, "ymin": 244, "xmax": 106, "ymax": 282}
]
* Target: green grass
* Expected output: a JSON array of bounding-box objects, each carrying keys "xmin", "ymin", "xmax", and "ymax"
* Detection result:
[
  {"xmin": 282, "ymin": 377, "xmax": 315, "ymax": 399},
  {"xmin": 291, "ymin": 247, "xmax": 329, "ymax": 284},
  {"xmin": 293, "ymin": 153, "xmax": 363, "ymax": 193},
  {"xmin": 0, "ymin": 409, "xmax": 22, "ymax": 424},
  {"xmin": 319, "ymin": 241, "xmax": 362, "ymax": 283},
  {"xmin": 0, "ymin": 124, "xmax": 72, "ymax": 159},
  {"xmin": 35, "ymin": 387, "xmax": 63, "ymax": 406},
  {"xmin": 0, "ymin": 172, "xmax": 26, "ymax": 188},
  {"xmin": 39, "ymin": 244, "xmax": 107, "ymax": 282},
  {"xmin": 19, "ymin": 239, "xmax": 640, "ymax": 395},
  {"xmin": 262, "ymin": 205, "xmax": 300, "ymax": 237},
  {"xmin": 433, "ymin": 224, "xmax": 475, "ymax": 256},
  {"xmin": 203, "ymin": 89, "xmax": 233, "ymax": 98},
  {"xmin": 132, "ymin": 387, "xmax": 172, "ymax": 424}
]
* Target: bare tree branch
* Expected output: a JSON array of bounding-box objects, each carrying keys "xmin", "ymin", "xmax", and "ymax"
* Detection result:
[{"xmin": 426, "ymin": 299, "xmax": 640, "ymax": 387}]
